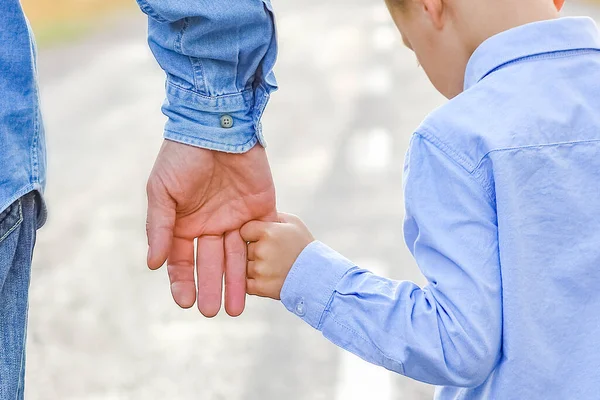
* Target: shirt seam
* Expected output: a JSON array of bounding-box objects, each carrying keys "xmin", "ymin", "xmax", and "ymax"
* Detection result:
[
  {"xmin": 413, "ymin": 130, "xmax": 496, "ymax": 206},
  {"xmin": 135, "ymin": 0, "xmax": 168, "ymax": 23},
  {"xmin": 316, "ymin": 266, "xmax": 359, "ymax": 329},
  {"xmin": 190, "ymin": 58, "xmax": 208, "ymax": 95},
  {"xmin": 173, "ymin": 18, "xmax": 200, "ymax": 92},
  {"xmin": 473, "ymin": 138, "xmax": 600, "ymax": 171},
  {"xmin": 0, "ymin": 184, "xmax": 43, "ymax": 227},
  {"xmin": 415, "ymin": 128, "xmax": 475, "ymax": 170},
  {"xmin": 477, "ymin": 48, "xmax": 600, "ymax": 86},
  {"xmin": 164, "ymin": 130, "xmax": 257, "ymax": 147},
  {"xmin": 167, "ymin": 80, "xmax": 253, "ymax": 103},
  {"xmin": 28, "ymin": 24, "xmax": 40, "ymax": 187},
  {"xmin": 0, "ymin": 200, "xmax": 23, "ymax": 244}
]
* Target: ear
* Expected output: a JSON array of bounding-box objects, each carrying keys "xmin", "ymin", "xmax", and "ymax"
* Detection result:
[
  {"xmin": 421, "ymin": 0, "xmax": 445, "ymax": 30},
  {"xmin": 553, "ymin": 0, "xmax": 565, "ymax": 11}
]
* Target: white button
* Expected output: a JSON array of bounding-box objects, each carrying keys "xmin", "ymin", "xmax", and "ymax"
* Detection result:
[
  {"xmin": 295, "ymin": 298, "xmax": 306, "ymax": 316},
  {"xmin": 220, "ymin": 115, "xmax": 234, "ymax": 128}
]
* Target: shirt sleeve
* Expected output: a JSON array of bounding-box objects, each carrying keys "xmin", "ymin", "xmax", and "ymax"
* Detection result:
[
  {"xmin": 136, "ymin": 0, "xmax": 278, "ymax": 153},
  {"xmin": 280, "ymin": 132, "xmax": 502, "ymax": 388}
]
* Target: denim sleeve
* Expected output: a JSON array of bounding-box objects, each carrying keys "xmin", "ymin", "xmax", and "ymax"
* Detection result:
[
  {"xmin": 280, "ymin": 133, "xmax": 502, "ymax": 388},
  {"xmin": 136, "ymin": 0, "xmax": 278, "ymax": 153}
]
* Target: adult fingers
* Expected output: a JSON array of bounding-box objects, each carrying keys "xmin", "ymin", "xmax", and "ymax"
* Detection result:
[
  {"xmin": 224, "ymin": 230, "xmax": 247, "ymax": 317},
  {"xmin": 196, "ymin": 235, "xmax": 224, "ymax": 318},
  {"xmin": 167, "ymin": 237, "xmax": 196, "ymax": 308},
  {"xmin": 146, "ymin": 180, "xmax": 176, "ymax": 270}
]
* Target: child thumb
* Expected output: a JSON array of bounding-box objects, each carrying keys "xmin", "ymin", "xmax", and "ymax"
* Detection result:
[{"xmin": 277, "ymin": 212, "xmax": 302, "ymax": 224}]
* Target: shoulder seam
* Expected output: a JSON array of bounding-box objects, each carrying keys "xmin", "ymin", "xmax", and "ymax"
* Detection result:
[
  {"xmin": 473, "ymin": 138, "xmax": 600, "ymax": 170},
  {"xmin": 416, "ymin": 127, "xmax": 476, "ymax": 171},
  {"xmin": 413, "ymin": 130, "xmax": 496, "ymax": 206}
]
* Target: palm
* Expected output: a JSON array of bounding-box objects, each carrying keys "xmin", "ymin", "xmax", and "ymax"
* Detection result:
[
  {"xmin": 172, "ymin": 148, "xmax": 276, "ymax": 237},
  {"xmin": 146, "ymin": 140, "xmax": 276, "ymax": 317}
]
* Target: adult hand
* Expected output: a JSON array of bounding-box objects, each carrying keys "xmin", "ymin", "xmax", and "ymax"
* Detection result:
[{"xmin": 146, "ymin": 140, "xmax": 276, "ymax": 317}]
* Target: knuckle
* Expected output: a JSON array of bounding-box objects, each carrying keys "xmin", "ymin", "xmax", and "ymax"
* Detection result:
[
  {"xmin": 241, "ymin": 222, "xmax": 257, "ymax": 240},
  {"xmin": 226, "ymin": 245, "xmax": 245, "ymax": 258},
  {"xmin": 247, "ymin": 261, "xmax": 259, "ymax": 277},
  {"xmin": 254, "ymin": 243, "xmax": 267, "ymax": 259},
  {"xmin": 262, "ymin": 226, "xmax": 274, "ymax": 239},
  {"xmin": 288, "ymin": 213, "xmax": 301, "ymax": 224},
  {"xmin": 246, "ymin": 280, "xmax": 260, "ymax": 296},
  {"xmin": 146, "ymin": 176, "xmax": 160, "ymax": 196},
  {"xmin": 251, "ymin": 261, "xmax": 262, "ymax": 276},
  {"xmin": 252, "ymin": 261, "xmax": 268, "ymax": 278}
]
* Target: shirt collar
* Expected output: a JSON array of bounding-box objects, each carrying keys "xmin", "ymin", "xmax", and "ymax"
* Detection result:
[{"xmin": 464, "ymin": 17, "xmax": 600, "ymax": 90}]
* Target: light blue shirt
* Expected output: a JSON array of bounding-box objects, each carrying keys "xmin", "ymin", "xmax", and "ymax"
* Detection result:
[
  {"xmin": 1, "ymin": 0, "xmax": 277, "ymax": 217},
  {"xmin": 281, "ymin": 17, "xmax": 600, "ymax": 399}
]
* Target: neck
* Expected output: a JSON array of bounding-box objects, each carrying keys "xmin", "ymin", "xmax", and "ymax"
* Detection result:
[{"xmin": 459, "ymin": 0, "xmax": 561, "ymax": 54}]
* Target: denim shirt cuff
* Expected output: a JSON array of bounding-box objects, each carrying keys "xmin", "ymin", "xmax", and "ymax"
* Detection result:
[
  {"xmin": 280, "ymin": 241, "xmax": 357, "ymax": 330},
  {"xmin": 162, "ymin": 81, "xmax": 271, "ymax": 153}
]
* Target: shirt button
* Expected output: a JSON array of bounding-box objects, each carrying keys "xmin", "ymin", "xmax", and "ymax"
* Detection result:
[
  {"xmin": 220, "ymin": 115, "xmax": 234, "ymax": 129},
  {"xmin": 295, "ymin": 298, "xmax": 306, "ymax": 317}
]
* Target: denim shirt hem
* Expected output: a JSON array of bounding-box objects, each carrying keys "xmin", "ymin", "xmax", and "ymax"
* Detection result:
[{"xmin": 0, "ymin": 183, "xmax": 47, "ymax": 230}]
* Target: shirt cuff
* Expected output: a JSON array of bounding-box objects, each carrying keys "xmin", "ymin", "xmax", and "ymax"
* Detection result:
[
  {"xmin": 280, "ymin": 241, "xmax": 357, "ymax": 330},
  {"xmin": 162, "ymin": 81, "xmax": 271, "ymax": 153}
]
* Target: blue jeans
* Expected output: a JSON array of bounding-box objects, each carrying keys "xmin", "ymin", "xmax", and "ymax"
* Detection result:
[{"xmin": 0, "ymin": 193, "xmax": 38, "ymax": 400}]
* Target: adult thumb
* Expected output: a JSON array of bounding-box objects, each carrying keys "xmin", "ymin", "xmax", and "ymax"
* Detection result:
[{"xmin": 146, "ymin": 179, "xmax": 176, "ymax": 270}]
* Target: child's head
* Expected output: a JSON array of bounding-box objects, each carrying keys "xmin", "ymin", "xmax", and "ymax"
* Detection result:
[{"xmin": 385, "ymin": 0, "xmax": 565, "ymax": 98}]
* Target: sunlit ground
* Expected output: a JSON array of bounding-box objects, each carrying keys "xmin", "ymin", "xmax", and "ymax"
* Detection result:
[{"xmin": 21, "ymin": 0, "xmax": 135, "ymax": 47}]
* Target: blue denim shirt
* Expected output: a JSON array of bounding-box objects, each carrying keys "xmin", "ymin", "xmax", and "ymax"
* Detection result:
[
  {"xmin": 0, "ymin": 1, "xmax": 46, "ymax": 224},
  {"xmin": 1, "ymin": 0, "xmax": 277, "ymax": 220},
  {"xmin": 136, "ymin": 0, "xmax": 278, "ymax": 153},
  {"xmin": 281, "ymin": 17, "xmax": 600, "ymax": 399}
]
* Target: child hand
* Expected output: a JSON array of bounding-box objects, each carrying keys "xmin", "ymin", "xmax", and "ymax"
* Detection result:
[{"xmin": 240, "ymin": 213, "xmax": 314, "ymax": 300}]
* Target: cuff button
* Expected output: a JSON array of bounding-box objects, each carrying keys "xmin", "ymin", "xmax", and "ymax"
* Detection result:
[
  {"xmin": 220, "ymin": 115, "xmax": 234, "ymax": 129},
  {"xmin": 295, "ymin": 298, "xmax": 306, "ymax": 317}
]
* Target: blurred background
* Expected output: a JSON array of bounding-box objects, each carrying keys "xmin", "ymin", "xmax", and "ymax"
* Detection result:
[
  {"xmin": 18, "ymin": 0, "xmax": 600, "ymax": 399},
  {"xmin": 21, "ymin": 0, "xmax": 135, "ymax": 47}
]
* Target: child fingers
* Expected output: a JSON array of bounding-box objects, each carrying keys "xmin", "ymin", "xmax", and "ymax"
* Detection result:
[
  {"xmin": 246, "ymin": 264, "xmax": 264, "ymax": 296},
  {"xmin": 277, "ymin": 212, "xmax": 301, "ymax": 224},
  {"xmin": 247, "ymin": 242, "xmax": 256, "ymax": 261},
  {"xmin": 247, "ymin": 260, "xmax": 258, "ymax": 279},
  {"xmin": 247, "ymin": 259, "xmax": 268, "ymax": 279},
  {"xmin": 247, "ymin": 241, "xmax": 270, "ymax": 261},
  {"xmin": 246, "ymin": 278, "xmax": 269, "ymax": 298},
  {"xmin": 246, "ymin": 278, "xmax": 261, "ymax": 296},
  {"xmin": 246, "ymin": 278, "xmax": 280, "ymax": 300},
  {"xmin": 240, "ymin": 220, "xmax": 269, "ymax": 242}
]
